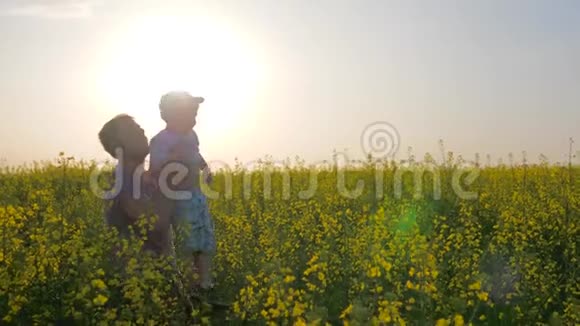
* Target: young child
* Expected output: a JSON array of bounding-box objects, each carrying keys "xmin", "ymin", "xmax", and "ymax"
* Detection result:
[{"xmin": 149, "ymin": 91, "xmax": 216, "ymax": 294}]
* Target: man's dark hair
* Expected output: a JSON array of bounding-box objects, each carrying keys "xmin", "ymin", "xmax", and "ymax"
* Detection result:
[{"xmin": 98, "ymin": 114, "xmax": 134, "ymax": 158}]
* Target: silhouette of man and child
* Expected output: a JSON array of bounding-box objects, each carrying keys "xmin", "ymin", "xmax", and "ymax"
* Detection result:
[{"xmin": 98, "ymin": 91, "xmax": 220, "ymax": 306}]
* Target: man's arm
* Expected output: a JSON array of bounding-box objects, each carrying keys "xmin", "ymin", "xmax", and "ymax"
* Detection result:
[{"xmin": 118, "ymin": 192, "xmax": 147, "ymax": 221}]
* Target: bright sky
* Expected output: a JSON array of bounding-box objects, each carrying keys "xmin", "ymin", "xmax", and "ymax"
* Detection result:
[{"xmin": 1, "ymin": 0, "xmax": 579, "ymax": 166}]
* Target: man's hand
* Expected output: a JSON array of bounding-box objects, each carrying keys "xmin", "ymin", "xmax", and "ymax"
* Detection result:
[
  {"xmin": 142, "ymin": 170, "xmax": 158, "ymax": 198},
  {"xmin": 202, "ymin": 166, "xmax": 213, "ymax": 185}
]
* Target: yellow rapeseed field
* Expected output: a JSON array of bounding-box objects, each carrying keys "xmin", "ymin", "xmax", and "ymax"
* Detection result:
[{"xmin": 0, "ymin": 154, "xmax": 578, "ymax": 325}]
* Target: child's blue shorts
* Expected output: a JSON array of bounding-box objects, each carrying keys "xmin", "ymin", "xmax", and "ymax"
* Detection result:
[{"xmin": 173, "ymin": 190, "xmax": 216, "ymax": 255}]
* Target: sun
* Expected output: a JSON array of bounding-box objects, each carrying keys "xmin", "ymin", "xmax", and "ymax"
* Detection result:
[{"xmin": 98, "ymin": 15, "xmax": 265, "ymax": 140}]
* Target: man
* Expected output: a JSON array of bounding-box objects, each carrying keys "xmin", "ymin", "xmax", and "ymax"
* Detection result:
[{"xmin": 98, "ymin": 114, "xmax": 171, "ymax": 255}]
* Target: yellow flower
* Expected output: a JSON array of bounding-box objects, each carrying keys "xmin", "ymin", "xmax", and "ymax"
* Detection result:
[
  {"xmin": 468, "ymin": 281, "xmax": 481, "ymax": 291},
  {"xmin": 340, "ymin": 304, "xmax": 353, "ymax": 319},
  {"xmin": 368, "ymin": 266, "xmax": 381, "ymax": 278},
  {"xmin": 477, "ymin": 291, "xmax": 489, "ymax": 302},
  {"xmin": 382, "ymin": 261, "xmax": 393, "ymax": 272},
  {"xmin": 292, "ymin": 303, "xmax": 305, "ymax": 317},
  {"xmin": 436, "ymin": 318, "xmax": 450, "ymax": 326},
  {"xmin": 294, "ymin": 318, "xmax": 307, "ymax": 326},
  {"xmin": 91, "ymin": 279, "xmax": 106, "ymax": 290},
  {"xmin": 453, "ymin": 314, "xmax": 464, "ymax": 326},
  {"xmin": 93, "ymin": 294, "xmax": 108, "ymax": 306},
  {"xmin": 406, "ymin": 280, "xmax": 414, "ymax": 289}
]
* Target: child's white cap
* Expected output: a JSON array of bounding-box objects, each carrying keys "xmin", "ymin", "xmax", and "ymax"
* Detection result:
[{"xmin": 159, "ymin": 91, "xmax": 204, "ymax": 112}]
